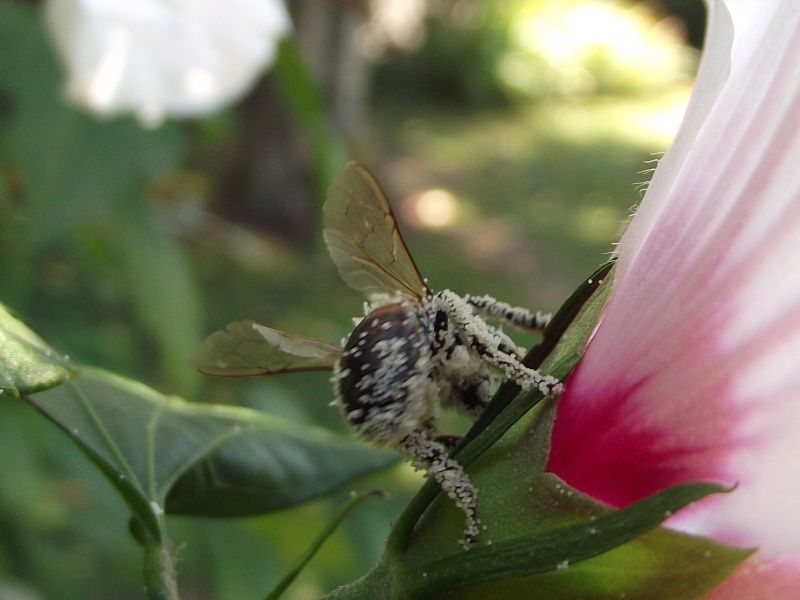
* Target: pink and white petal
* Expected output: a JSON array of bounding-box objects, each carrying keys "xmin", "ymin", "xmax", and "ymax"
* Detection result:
[
  {"xmin": 613, "ymin": 2, "xmax": 733, "ymax": 275},
  {"xmin": 548, "ymin": 3, "xmax": 800, "ymax": 556},
  {"xmin": 703, "ymin": 555, "xmax": 800, "ymax": 600}
]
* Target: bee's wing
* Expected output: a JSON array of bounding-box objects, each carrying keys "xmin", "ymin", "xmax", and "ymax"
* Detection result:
[
  {"xmin": 189, "ymin": 320, "xmax": 341, "ymax": 377},
  {"xmin": 323, "ymin": 162, "xmax": 430, "ymax": 302}
]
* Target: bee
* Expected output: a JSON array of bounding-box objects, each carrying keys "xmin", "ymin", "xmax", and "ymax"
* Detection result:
[{"xmin": 190, "ymin": 162, "xmax": 562, "ymax": 548}]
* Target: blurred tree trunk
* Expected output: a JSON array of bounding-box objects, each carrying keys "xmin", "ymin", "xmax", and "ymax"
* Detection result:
[{"xmin": 213, "ymin": 0, "xmax": 369, "ymax": 246}]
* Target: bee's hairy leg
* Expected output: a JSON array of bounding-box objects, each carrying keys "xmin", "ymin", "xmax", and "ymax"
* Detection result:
[
  {"xmin": 483, "ymin": 347, "xmax": 563, "ymax": 397},
  {"xmin": 435, "ymin": 291, "xmax": 563, "ymax": 398},
  {"xmin": 399, "ymin": 431, "xmax": 480, "ymax": 548},
  {"xmin": 464, "ymin": 293, "xmax": 552, "ymax": 333}
]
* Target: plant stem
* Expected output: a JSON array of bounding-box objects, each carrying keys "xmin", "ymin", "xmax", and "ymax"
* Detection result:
[
  {"xmin": 143, "ymin": 539, "xmax": 180, "ymax": 600},
  {"xmin": 131, "ymin": 516, "xmax": 180, "ymax": 600}
]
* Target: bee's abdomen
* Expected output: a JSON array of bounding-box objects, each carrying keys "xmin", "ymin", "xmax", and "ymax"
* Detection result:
[{"xmin": 335, "ymin": 303, "xmax": 428, "ymax": 443}]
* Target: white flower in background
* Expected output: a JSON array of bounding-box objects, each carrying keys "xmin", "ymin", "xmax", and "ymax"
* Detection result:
[{"xmin": 44, "ymin": 0, "xmax": 292, "ymax": 125}]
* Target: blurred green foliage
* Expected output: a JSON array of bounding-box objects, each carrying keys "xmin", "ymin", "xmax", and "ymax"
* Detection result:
[
  {"xmin": 0, "ymin": 4, "xmax": 196, "ymax": 394},
  {"xmin": 374, "ymin": 0, "xmax": 696, "ymax": 106},
  {"xmin": 0, "ymin": 0, "xmax": 701, "ymax": 598},
  {"xmin": 373, "ymin": 2, "xmax": 512, "ymax": 107}
]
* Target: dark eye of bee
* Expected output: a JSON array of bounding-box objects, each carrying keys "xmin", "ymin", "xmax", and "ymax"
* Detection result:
[{"xmin": 336, "ymin": 303, "xmax": 424, "ymax": 430}]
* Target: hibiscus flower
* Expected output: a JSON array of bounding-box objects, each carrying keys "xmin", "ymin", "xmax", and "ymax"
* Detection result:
[{"xmin": 547, "ymin": 2, "xmax": 800, "ymax": 596}]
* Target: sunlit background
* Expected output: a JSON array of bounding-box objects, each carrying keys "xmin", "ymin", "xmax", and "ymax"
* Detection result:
[{"xmin": 0, "ymin": 0, "xmax": 703, "ymax": 598}]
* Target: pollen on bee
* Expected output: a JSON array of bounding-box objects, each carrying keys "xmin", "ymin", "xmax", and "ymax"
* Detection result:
[
  {"xmin": 347, "ymin": 408, "xmax": 365, "ymax": 420},
  {"xmin": 329, "ymin": 284, "xmax": 560, "ymax": 549}
]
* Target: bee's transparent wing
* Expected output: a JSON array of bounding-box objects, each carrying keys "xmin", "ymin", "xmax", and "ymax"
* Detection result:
[
  {"xmin": 323, "ymin": 162, "xmax": 430, "ymax": 302},
  {"xmin": 189, "ymin": 321, "xmax": 341, "ymax": 377}
]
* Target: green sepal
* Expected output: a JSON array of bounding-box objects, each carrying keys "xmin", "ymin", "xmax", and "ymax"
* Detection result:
[
  {"xmin": 400, "ymin": 481, "xmax": 748, "ymax": 598},
  {"xmin": 388, "ymin": 261, "xmax": 616, "ymax": 552}
]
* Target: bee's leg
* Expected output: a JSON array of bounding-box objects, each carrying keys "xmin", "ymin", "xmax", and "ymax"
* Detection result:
[
  {"xmin": 485, "ymin": 347, "xmax": 563, "ymax": 397},
  {"xmin": 399, "ymin": 431, "xmax": 480, "ymax": 549},
  {"xmin": 464, "ymin": 294, "xmax": 552, "ymax": 333},
  {"xmin": 435, "ymin": 291, "xmax": 563, "ymax": 398}
]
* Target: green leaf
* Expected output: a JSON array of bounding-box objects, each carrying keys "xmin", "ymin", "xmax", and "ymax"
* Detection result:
[
  {"xmin": 25, "ymin": 367, "xmax": 398, "ymax": 537},
  {"xmin": 0, "ymin": 303, "xmax": 76, "ymax": 397}
]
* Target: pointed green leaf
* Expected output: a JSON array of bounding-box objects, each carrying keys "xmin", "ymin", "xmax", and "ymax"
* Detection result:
[
  {"xmin": 438, "ymin": 528, "xmax": 751, "ymax": 600},
  {"xmin": 0, "ymin": 303, "xmax": 76, "ymax": 397},
  {"xmin": 462, "ymin": 260, "xmax": 615, "ymax": 451},
  {"xmin": 391, "ymin": 394, "xmax": 747, "ymax": 599},
  {"xmin": 537, "ymin": 259, "xmax": 616, "ymax": 372},
  {"xmin": 402, "ymin": 482, "xmax": 748, "ymax": 598},
  {"xmin": 25, "ymin": 368, "xmax": 397, "ymax": 536}
]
